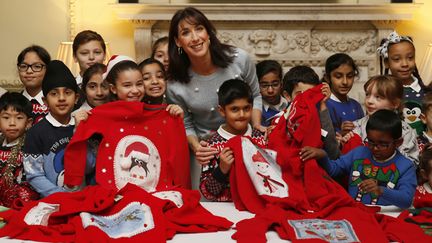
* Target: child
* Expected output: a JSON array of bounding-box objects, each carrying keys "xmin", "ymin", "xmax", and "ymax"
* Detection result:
[
  {"xmin": 73, "ymin": 30, "xmax": 106, "ymax": 87},
  {"xmin": 282, "ymin": 65, "xmax": 340, "ymax": 159},
  {"xmin": 377, "ymin": 31, "xmax": 427, "ymax": 135},
  {"xmin": 323, "ymin": 53, "xmax": 364, "ymax": 134},
  {"xmin": 256, "ymin": 60, "xmax": 288, "ymax": 127},
  {"xmin": 17, "ymin": 45, "xmax": 51, "ymax": 124},
  {"xmin": 414, "ymin": 147, "xmax": 432, "ymax": 208},
  {"xmin": 418, "ymin": 94, "xmax": 432, "ymax": 153},
  {"xmin": 23, "ymin": 60, "xmax": 81, "ymax": 197},
  {"xmin": 74, "ymin": 63, "xmax": 109, "ymax": 112},
  {"xmin": 63, "ymin": 56, "xmax": 190, "ymax": 191},
  {"xmin": 0, "ymin": 92, "xmax": 39, "ymax": 207},
  {"xmin": 151, "ymin": 36, "xmax": 169, "ymax": 72},
  {"xmin": 199, "ymin": 79, "xmax": 266, "ymax": 201},
  {"xmin": 302, "ymin": 109, "xmax": 417, "ymax": 209},
  {"xmin": 349, "ymin": 75, "xmax": 419, "ymax": 165}
]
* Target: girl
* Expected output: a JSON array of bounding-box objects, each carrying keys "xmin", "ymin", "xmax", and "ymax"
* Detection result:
[
  {"xmin": 324, "ymin": 53, "xmax": 364, "ymax": 135},
  {"xmin": 151, "ymin": 36, "xmax": 169, "ymax": 72},
  {"xmin": 377, "ymin": 31, "xmax": 426, "ymax": 135},
  {"xmin": 64, "ymin": 55, "xmax": 190, "ymax": 191},
  {"xmin": 414, "ymin": 147, "xmax": 432, "ymax": 208},
  {"xmin": 73, "ymin": 30, "xmax": 106, "ymax": 87},
  {"xmin": 75, "ymin": 63, "xmax": 109, "ymax": 112},
  {"xmin": 347, "ymin": 75, "xmax": 419, "ymax": 166},
  {"xmin": 17, "ymin": 45, "xmax": 51, "ymax": 124},
  {"xmin": 139, "ymin": 58, "xmax": 184, "ymax": 116}
]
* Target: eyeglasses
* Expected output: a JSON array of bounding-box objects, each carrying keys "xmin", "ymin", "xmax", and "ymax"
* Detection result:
[
  {"xmin": 363, "ymin": 138, "xmax": 394, "ymax": 150},
  {"xmin": 259, "ymin": 82, "xmax": 281, "ymax": 90},
  {"xmin": 18, "ymin": 63, "xmax": 45, "ymax": 72}
]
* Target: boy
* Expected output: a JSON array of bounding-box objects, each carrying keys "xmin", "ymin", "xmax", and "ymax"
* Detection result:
[
  {"xmin": 256, "ymin": 60, "xmax": 288, "ymax": 126},
  {"xmin": 199, "ymin": 79, "xmax": 266, "ymax": 201},
  {"xmin": 418, "ymin": 93, "xmax": 432, "ymax": 153},
  {"xmin": 282, "ymin": 65, "xmax": 340, "ymax": 159},
  {"xmin": 23, "ymin": 60, "xmax": 80, "ymax": 197},
  {"xmin": 301, "ymin": 109, "xmax": 416, "ymax": 209},
  {"xmin": 0, "ymin": 92, "xmax": 39, "ymax": 206},
  {"xmin": 73, "ymin": 30, "xmax": 106, "ymax": 87}
]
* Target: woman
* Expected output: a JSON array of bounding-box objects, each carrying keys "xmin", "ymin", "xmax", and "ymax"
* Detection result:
[{"xmin": 166, "ymin": 7, "xmax": 263, "ymax": 173}]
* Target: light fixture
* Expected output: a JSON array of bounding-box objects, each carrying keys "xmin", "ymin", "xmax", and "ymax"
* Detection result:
[
  {"xmin": 56, "ymin": 41, "xmax": 112, "ymax": 77},
  {"xmin": 419, "ymin": 43, "xmax": 432, "ymax": 85}
]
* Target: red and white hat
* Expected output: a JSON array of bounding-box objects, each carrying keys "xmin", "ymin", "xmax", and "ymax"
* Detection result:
[
  {"xmin": 102, "ymin": 55, "xmax": 135, "ymax": 80},
  {"xmin": 125, "ymin": 141, "xmax": 149, "ymax": 160}
]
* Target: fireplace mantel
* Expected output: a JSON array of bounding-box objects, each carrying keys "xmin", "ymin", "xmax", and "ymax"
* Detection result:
[{"xmin": 113, "ymin": 3, "xmax": 419, "ymax": 102}]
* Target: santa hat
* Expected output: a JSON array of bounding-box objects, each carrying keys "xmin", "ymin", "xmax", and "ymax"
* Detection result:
[
  {"xmin": 125, "ymin": 141, "xmax": 149, "ymax": 160},
  {"xmin": 102, "ymin": 55, "xmax": 135, "ymax": 80},
  {"xmin": 252, "ymin": 151, "xmax": 269, "ymax": 164}
]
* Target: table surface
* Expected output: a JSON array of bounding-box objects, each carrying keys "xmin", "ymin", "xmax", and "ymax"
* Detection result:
[{"xmin": 1, "ymin": 202, "xmax": 402, "ymax": 243}]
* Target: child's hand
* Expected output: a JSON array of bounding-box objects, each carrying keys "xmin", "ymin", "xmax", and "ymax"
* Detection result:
[
  {"xmin": 253, "ymin": 123, "xmax": 267, "ymax": 133},
  {"xmin": 73, "ymin": 110, "xmax": 91, "ymax": 127},
  {"xmin": 219, "ymin": 147, "xmax": 234, "ymax": 174},
  {"xmin": 195, "ymin": 140, "xmax": 219, "ymax": 165},
  {"xmin": 299, "ymin": 146, "xmax": 326, "ymax": 161},
  {"xmin": 340, "ymin": 131, "xmax": 355, "ymax": 145},
  {"xmin": 166, "ymin": 104, "xmax": 184, "ymax": 118},
  {"xmin": 341, "ymin": 121, "xmax": 355, "ymax": 136},
  {"xmin": 359, "ymin": 179, "xmax": 383, "ymax": 196},
  {"xmin": 319, "ymin": 82, "xmax": 331, "ymax": 111}
]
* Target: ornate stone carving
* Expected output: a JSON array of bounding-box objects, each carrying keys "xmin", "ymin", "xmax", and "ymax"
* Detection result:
[
  {"xmin": 273, "ymin": 32, "xmax": 310, "ymax": 54},
  {"xmin": 68, "ymin": 0, "xmax": 77, "ymax": 40},
  {"xmin": 310, "ymin": 30, "xmax": 377, "ymax": 55},
  {"xmin": 249, "ymin": 30, "xmax": 276, "ymax": 56},
  {"xmin": 0, "ymin": 79, "xmax": 23, "ymax": 92}
]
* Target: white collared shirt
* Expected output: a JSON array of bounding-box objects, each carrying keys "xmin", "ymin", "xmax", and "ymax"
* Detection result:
[
  {"xmin": 76, "ymin": 74, "xmax": 83, "ymax": 87},
  {"xmin": 217, "ymin": 124, "xmax": 252, "ymax": 140},
  {"xmin": 423, "ymin": 182, "xmax": 432, "ymax": 193},
  {"xmin": 45, "ymin": 113, "xmax": 75, "ymax": 127},
  {"xmin": 329, "ymin": 93, "xmax": 350, "ymax": 103},
  {"xmin": 22, "ymin": 89, "xmax": 44, "ymax": 105},
  {"xmin": 2, "ymin": 138, "xmax": 19, "ymax": 147},
  {"xmin": 422, "ymin": 131, "xmax": 432, "ymax": 143},
  {"xmin": 404, "ymin": 76, "xmax": 421, "ymax": 93},
  {"xmin": 263, "ymin": 96, "xmax": 288, "ymax": 112}
]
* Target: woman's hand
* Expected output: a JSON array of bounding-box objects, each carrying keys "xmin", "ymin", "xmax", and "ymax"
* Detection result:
[{"xmin": 195, "ymin": 140, "xmax": 219, "ymax": 165}]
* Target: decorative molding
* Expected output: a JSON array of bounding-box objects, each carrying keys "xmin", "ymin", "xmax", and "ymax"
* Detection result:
[
  {"xmin": 68, "ymin": 0, "xmax": 78, "ymax": 41},
  {"xmin": 310, "ymin": 30, "xmax": 377, "ymax": 55},
  {"xmin": 0, "ymin": 79, "xmax": 23, "ymax": 92},
  {"xmin": 113, "ymin": 3, "xmax": 420, "ymax": 21},
  {"xmin": 115, "ymin": 2, "xmax": 418, "ymax": 103}
]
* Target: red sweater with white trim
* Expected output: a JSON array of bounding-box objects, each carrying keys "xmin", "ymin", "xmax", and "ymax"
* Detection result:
[{"xmin": 64, "ymin": 101, "xmax": 191, "ymax": 191}]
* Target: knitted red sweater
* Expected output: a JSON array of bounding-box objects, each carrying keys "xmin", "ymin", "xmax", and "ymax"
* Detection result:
[
  {"xmin": 228, "ymin": 85, "xmax": 429, "ymax": 242},
  {"xmin": 64, "ymin": 101, "xmax": 191, "ymax": 191},
  {"xmin": 0, "ymin": 184, "xmax": 233, "ymax": 242}
]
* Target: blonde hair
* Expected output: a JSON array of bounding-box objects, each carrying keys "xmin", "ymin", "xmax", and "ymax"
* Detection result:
[{"xmin": 364, "ymin": 75, "xmax": 403, "ymax": 113}]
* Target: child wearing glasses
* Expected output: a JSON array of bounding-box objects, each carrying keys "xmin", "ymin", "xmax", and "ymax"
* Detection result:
[
  {"xmin": 301, "ymin": 109, "xmax": 416, "ymax": 209},
  {"xmin": 256, "ymin": 60, "xmax": 288, "ymax": 126},
  {"xmin": 342, "ymin": 75, "xmax": 419, "ymax": 166},
  {"xmin": 17, "ymin": 45, "xmax": 51, "ymax": 124}
]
